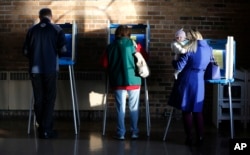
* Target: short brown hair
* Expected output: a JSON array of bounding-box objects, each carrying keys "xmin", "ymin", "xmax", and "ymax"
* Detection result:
[
  {"xmin": 39, "ymin": 8, "xmax": 52, "ymax": 19},
  {"xmin": 115, "ymin": 25, "xmax": 131, "ymax": 39}
]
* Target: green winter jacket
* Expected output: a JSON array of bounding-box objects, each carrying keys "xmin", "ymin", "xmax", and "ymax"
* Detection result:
[{"xmin": 106, "ymin": 37, "xmax": 141, "ymax": 87}]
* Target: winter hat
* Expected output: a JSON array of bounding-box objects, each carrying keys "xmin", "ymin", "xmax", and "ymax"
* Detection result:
[{"xmin": 175, "ymin": 28, "xmax": 186, "ymax": 38}]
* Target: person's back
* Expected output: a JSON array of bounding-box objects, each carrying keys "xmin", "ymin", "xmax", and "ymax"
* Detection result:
[
  {"xmin": 178, "ymin": 41, "xmax": 212, "ymax": 77},
  {"xmin": 29, "ymin": 21, "xmax": 61, "ymax": 73},
  {"xmin": 171, "ymin": 31, "xmax": 212, "ymax": 110},
  {"xmin": 104, "ymin": 25, "xmax": 142, "ymax": 140},
  {"xmin": 106, "ymin": 37, "xmax": 141, "ymax": 87},
  {"xmin": 23, "ymin": 9, "xmax": 67, "ymax": 74}
]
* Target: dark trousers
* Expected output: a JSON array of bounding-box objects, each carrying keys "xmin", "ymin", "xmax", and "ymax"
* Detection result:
[
  {"xmin": 182, "ymin": 111, "xmax": 204, "ymax": 140},
  {"xmin": 31, "ymin": 73, "xmax": 57, "ymax": 133}
]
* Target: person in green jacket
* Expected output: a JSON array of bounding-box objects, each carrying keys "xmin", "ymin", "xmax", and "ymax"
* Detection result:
[{"xmin": 102, "ymin": 25, "xmax": 142, "ymax": 140}]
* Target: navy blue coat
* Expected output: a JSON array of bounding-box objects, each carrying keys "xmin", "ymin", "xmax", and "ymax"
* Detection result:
[
  {"xmin": 23, "ymin": 18, "xmax": 67, "ymax": 74},
  {"xmin": 168, "ymin": 40, "xmax": 212, "ymax": 112}
]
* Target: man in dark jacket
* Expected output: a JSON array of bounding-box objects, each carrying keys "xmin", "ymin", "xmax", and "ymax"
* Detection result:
[{"xmin": 23, "ymin": 8, "xmax": 67, "ymax": 139}]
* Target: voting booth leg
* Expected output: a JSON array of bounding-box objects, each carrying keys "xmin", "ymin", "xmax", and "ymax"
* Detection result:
[
  {"xmin": 102, "ymin": 75, "xmax": 109, "ymax": 136},
  {"xmin": 27, "ymin": 95, "xmax": 35, "ymax": 134},
  {"xmin": 163, "ymin": 107, "xmax": 174, "ymax": 141},
  {"xmin": 228, "ymin": 82, "xmax": 234, "ymax": 139},
  {"xmin": 144, "ymin": 78, "xmax": 151, "ymax": 137},
  {"xmin": 68, "ymin": 65, "xmax": 80, "ymax": 134},
  {"xmin": 70, "ymin": 65, "xmax": 80, "ymax": 127}
]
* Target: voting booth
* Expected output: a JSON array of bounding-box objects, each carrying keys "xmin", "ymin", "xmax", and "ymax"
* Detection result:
[
  {"xmin": 108, "ymin": 23, "xmax": 150, "ymax": 53},
  {"xmin": 206, "ymin": 37, "xmax": 235, "ymax": 83},
  {"xmin": 102, "ymin": 21, "xmax": 151, "ymax": 136},
  {"xmin": 206, "ymin": 37, "xmax": 236, "ymax": 139},
  {"xmin": 58, "ymin": 22, "xmax": 77, "ymax": 64},
  {"xmin": 27, "ymin": 22, "xmax": 80, "ymax": 135},
  {"xmin": 58, "ymin": 22, "xmax": 80, "ymax": 134}
]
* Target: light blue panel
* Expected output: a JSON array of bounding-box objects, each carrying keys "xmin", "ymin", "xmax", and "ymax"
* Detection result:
[
  {"xmin": 57, "ymin": 23, "xmax": 77, "ymax": 65},
  {"xmin": 205, "ymin": 39, "xmax": 236, "ymax": 84}
]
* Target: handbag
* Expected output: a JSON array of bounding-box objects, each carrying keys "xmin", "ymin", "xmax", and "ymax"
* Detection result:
[
  {"xmin": 204, "ymin": 56, "xmax": 221, "ymax": 80},
  {"xmin": 134, "ymin": 52, "xmax": 150, "ymax": 78}
]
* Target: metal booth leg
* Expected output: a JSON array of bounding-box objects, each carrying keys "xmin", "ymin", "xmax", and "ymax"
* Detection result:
[
  {"xmin": 163, "ymin": 107, "xmax": 174, "ymax": 141},
  {"xmin": 144, "ymin": 78, "xmax": 151, "ymax": 137},
  {"xmin": 68, "ymin": 65, "xmax": 80, "ymax": 134},
  {"xmin": 27, "ymin": 94, "xmax": 34, "ymax": 134},
  {"xmin": 27, "ymin": 93, "xmax": 36, "ymax": 135},
  {"xmin": 70, "ymin": 65, "xmax": 80, "ymax": 127},
  {"xmin": 228, "ymin": 82, "xmax": 234, "ymax": 139},
  {"xmin": 102, "ymin": 75, "xmax": 109, "ymax": 136}
]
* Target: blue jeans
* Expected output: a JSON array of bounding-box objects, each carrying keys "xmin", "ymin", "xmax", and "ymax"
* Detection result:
[{"xmin": 114, "ymin": 89, "xmax": 140, "ymax": 136}]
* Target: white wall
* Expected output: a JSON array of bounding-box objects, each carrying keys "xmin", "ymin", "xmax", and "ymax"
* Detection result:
[{"xmin": 0, "ymin": 72, "xmax": 106, "ymax": 111}]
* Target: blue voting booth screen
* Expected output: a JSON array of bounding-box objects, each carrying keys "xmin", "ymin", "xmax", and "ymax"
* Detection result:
[
  {"xmin": 61, "ymin": 34, "xmax": 72, "ymax": 58},
  {"xmin": 57, "ymin": 23, "xmax": 74, "ymax": 58}
]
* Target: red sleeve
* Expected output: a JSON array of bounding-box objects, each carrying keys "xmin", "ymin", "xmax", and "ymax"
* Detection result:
[
  {"xmin": 100, "ymin": 50, "xmax": 108, "ymax": 68},
  {"xmin": 136, "ymin": 43, "xmax": 149, "ymax": 61}
]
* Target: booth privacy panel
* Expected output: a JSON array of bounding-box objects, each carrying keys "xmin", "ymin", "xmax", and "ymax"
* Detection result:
[{"xmin": 205, "ymin": 37, "xmax": 235, "ymax": 83}]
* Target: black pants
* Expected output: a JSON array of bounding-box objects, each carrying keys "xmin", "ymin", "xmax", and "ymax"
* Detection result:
[
  {"xmin": 31, "ymin": 73, "xmax": 57, "ymax": 133},
  {"xmin": 182, "ymin": 111, "xmax": 204, "ymax": 140}
]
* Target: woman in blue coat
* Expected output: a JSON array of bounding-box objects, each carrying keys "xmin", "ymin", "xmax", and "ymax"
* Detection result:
[{"xmin": 168, "ymin": 29, "xmax": 212, "ymax": 146}]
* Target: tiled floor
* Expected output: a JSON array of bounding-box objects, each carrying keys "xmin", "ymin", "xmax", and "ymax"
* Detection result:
[{"xmin": 0, "ymin": 116, "xmax": 249, "ymax": 155}]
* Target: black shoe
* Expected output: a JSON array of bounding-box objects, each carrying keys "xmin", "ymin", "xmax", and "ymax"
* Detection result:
[
  {"xmin": 37, "ymin": 126, "xmax": 42, "ymax": 133},
  {"xmin": 185, "ymin": 137, "xmax": 192, "ymax": 147},
  {"xmin": 195, "ymin": 137, "xmax": 204, "ymax": 147},
  {"xmin": 39, "ymin": 130, "xmax": 58, "ymax": 139}
]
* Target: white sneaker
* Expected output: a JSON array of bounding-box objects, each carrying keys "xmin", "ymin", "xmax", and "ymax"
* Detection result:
[
  {"xmin": 131, "ymin": 134, "xmax": 139, "ymax": 139},
  {"xmin": 113, "ymin": 135, "xmax": 125, "ymax": 140}
]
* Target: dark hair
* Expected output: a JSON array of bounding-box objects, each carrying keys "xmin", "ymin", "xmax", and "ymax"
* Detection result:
[
  {"xmin": 39, "ymin": 8, "xmax": 52, "ymax": 19},
  {"xmin": 115, "ymin": 25, "xmax": 131, "ymax": 39}
]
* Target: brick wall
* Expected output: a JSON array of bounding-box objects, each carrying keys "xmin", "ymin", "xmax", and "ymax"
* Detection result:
[{"xmin": 0, "ymin": 0, "xmax": 249, "ymax": 119}]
